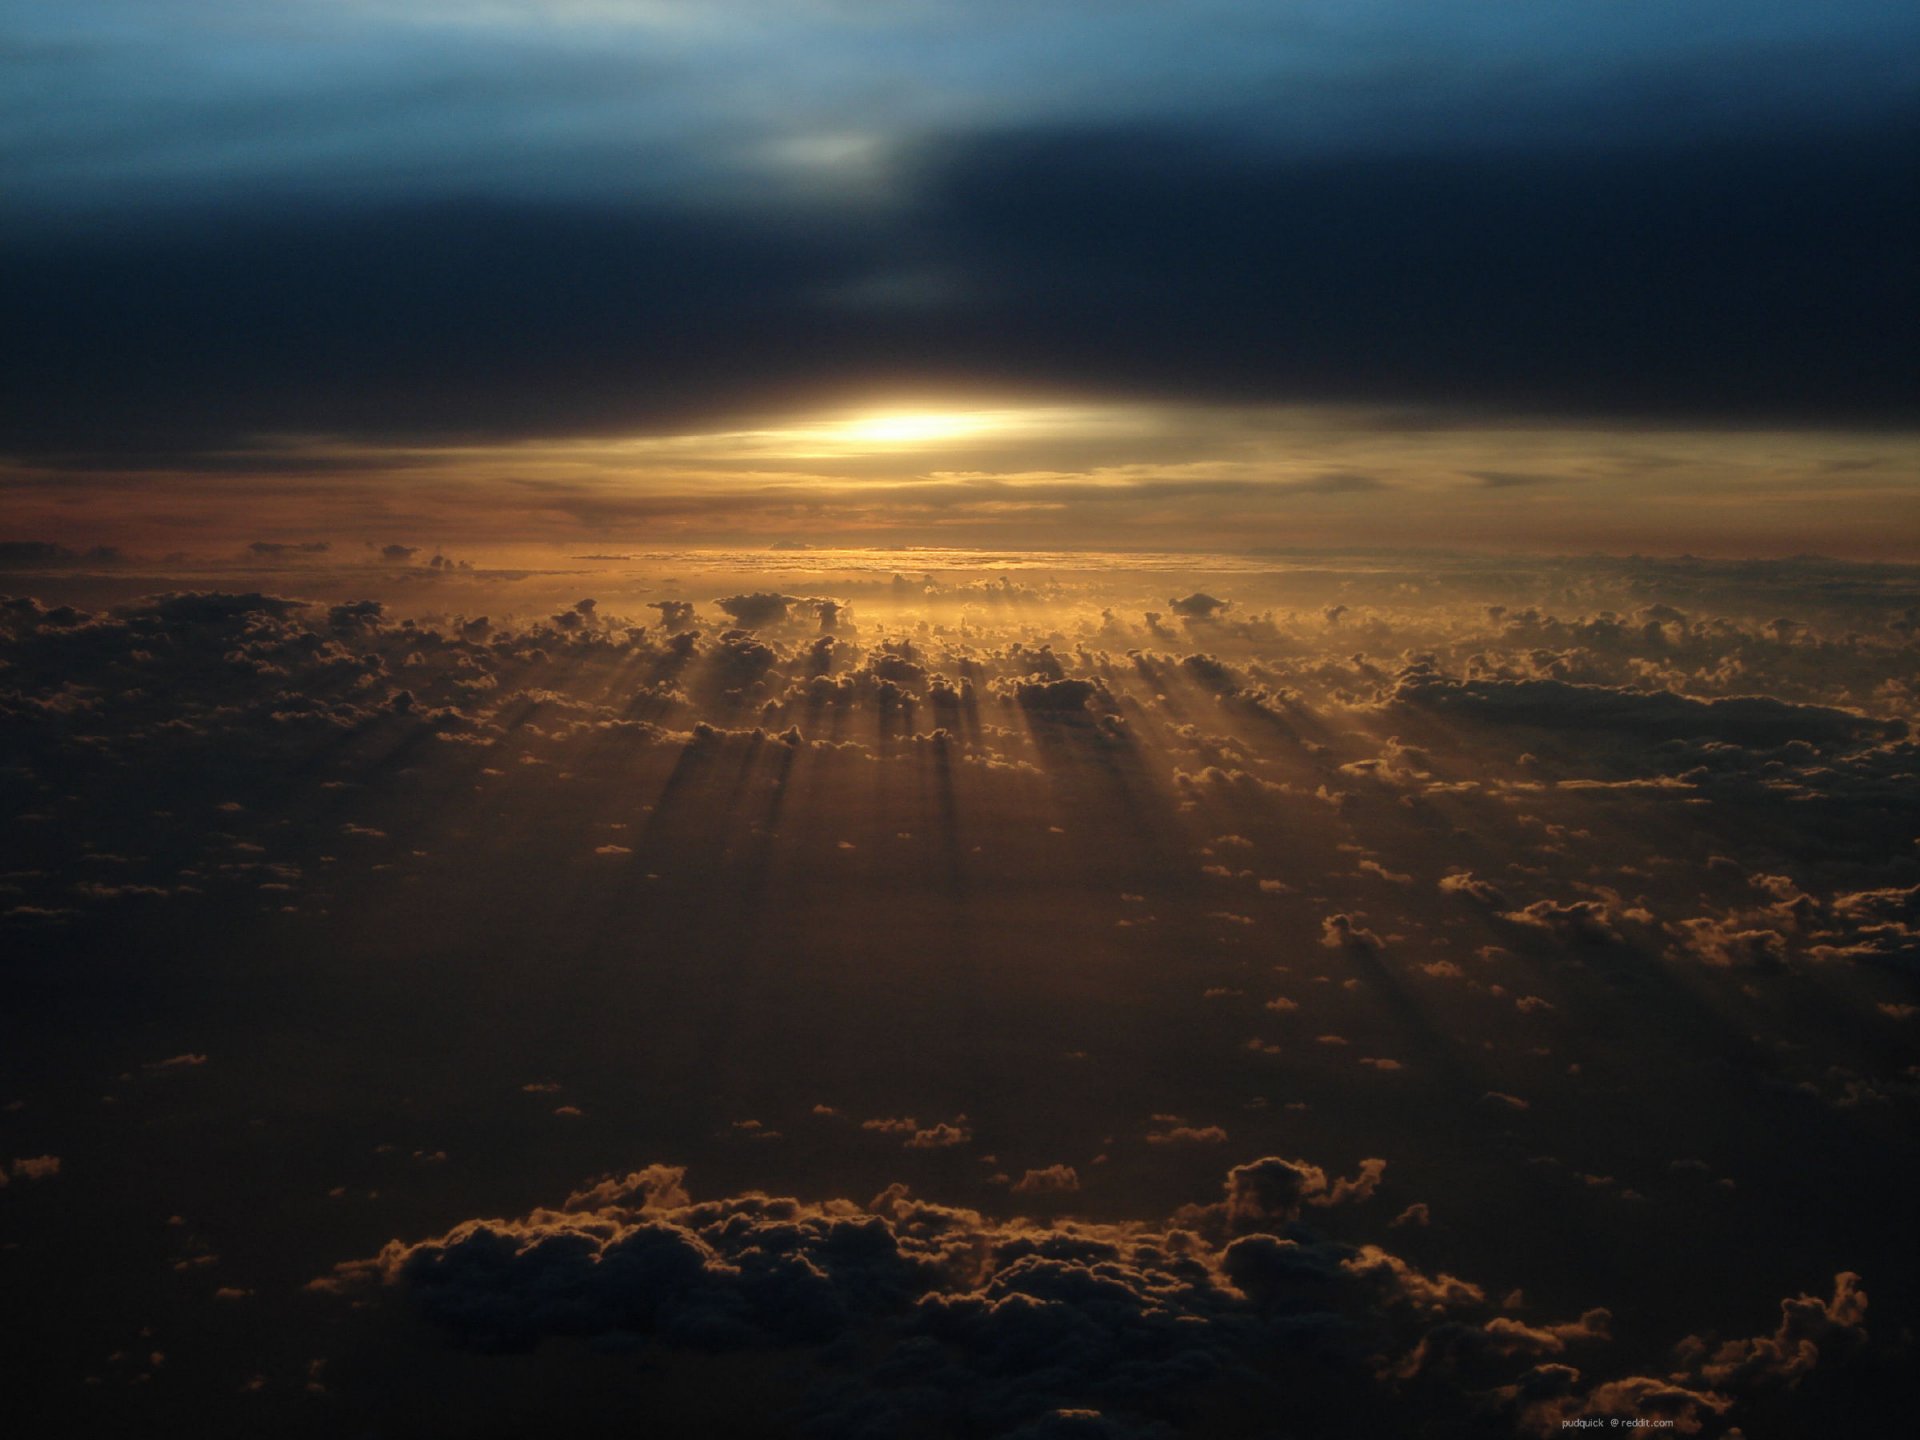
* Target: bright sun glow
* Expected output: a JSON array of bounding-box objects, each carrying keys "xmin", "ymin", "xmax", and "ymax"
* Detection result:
[{"xmin": 830, "ymin": 411, "xmax": 995, "ymax": 446}]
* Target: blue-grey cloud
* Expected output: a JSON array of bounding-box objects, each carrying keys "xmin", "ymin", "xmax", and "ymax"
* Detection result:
[
  {"xmin": 4, "ymin": 116, "xmax": 1915, "ymax": 467},
  {"xmin": 2, "ymin": 3, "xmax": 1916, "ymax": 464}
]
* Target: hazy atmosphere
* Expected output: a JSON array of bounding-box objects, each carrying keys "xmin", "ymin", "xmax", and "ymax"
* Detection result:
[{"xmin": 3, "ymin": 4, "xmax": 1916, "ymax": 1438}]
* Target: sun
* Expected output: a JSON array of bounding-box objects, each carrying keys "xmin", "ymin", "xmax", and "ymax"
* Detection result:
[{"xmin": 829, "ymin": 410, "xmax": 994, "ymax": 446}]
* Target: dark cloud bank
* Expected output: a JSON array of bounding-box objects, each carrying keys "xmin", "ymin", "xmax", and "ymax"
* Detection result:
[{"xmin": 4, "ymin": 118, "xmax": 1915, "ymax": 465}]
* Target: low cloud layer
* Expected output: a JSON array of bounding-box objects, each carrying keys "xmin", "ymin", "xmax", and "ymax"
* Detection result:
[
  {"xmin": 2, "ymin": 551, "xmax": 1913, "ymax": 1435},
  {"xmin": 315, "ymin": 1158, "xmax": 1869, "ymax": 1438}
]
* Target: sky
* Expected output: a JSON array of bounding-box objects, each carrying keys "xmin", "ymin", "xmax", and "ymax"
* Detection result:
[
  {"xmin": 2, "ymin": 0, "xmax": 1917, "ymax": 558},
  {"xmin": 4, "ymin": 9, "xmax": 1919, "ymax": 1439}
]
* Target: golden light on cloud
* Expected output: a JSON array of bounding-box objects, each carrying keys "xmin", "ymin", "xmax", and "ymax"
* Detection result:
[{"xmin": 16, "ymin": 403, "xmax": 1915, "ymax": 562}]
